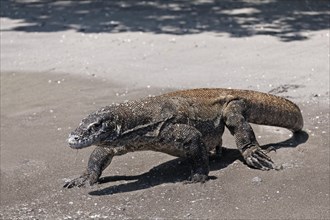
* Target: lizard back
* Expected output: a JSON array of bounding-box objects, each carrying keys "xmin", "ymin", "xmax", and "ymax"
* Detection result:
[{"xmin": 164, "ymin": 88, "xmax": 303, "ymax": 132}]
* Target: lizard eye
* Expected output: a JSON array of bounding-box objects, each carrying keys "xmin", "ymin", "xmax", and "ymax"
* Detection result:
[{"xmin": 87, "ymin": 121, "xmax": 102, "ymax": 132}]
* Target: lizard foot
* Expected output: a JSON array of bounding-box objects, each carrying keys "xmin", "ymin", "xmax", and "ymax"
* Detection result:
[
  {"xmin": 63, "ymin": 172, "xmax": 98, "ymax": 188},
  {"xmin": 242, "ymin": 145, "xmax": 278, "ymax": 170},
  {"xmin": 184, "ymin": 173, "xmax": 208, "ymax": 184}
]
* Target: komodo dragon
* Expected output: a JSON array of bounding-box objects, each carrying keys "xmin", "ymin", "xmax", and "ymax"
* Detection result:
[{"xmin": 64, "ymin": 88, "xmax": 303, "ymax": 188}]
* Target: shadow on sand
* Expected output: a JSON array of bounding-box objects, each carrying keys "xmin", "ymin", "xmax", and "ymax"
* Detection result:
[
  {"xmin": 1, "ymin": 0, "xmax": 329, "ymax": 41},
  {"xmin": 89, "ymin": 130, "xmax": 308, "ymax": 196}
]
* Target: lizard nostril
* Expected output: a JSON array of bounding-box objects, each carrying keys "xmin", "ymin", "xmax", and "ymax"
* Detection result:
[{"xmin": 68, "ymin": 135, "xmax": 79, "ymax": 144}]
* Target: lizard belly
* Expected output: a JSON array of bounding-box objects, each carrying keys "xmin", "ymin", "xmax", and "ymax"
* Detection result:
[
  {"xmin": 109, "ymin": 139, "xmax": 189, "ymax": 158},
  {"xmin": 193, "ymin": 118, "xmax": 225, "ymax": 152}
]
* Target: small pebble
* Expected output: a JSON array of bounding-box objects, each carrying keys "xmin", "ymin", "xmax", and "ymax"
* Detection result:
[{"xmin": 252, "ymin": 176, "xmax": 262, "ymax": 184}]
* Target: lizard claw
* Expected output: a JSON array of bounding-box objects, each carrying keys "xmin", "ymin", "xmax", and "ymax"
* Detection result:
[
  {"xmin": 263, "ymin": 146, "xmax": 276, "ymax": 154},
  {"xmin": 63, "ymin": 175, "xmax": 89, "ymax": 188},
  {"xmin": 63, "ymin": 172, "xmax": 98, "ymax": 188},
  {"xmin": 184, "ymin": 173, "xmax": 208, "ymax": 184},
  {"xmin": 243, "ymin": 145, "xmax": 277, "ymax": 170}
]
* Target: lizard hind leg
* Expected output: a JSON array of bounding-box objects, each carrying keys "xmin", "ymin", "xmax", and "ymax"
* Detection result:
[
  {"xmin": 159, "ymin": 124, "xmax": 209, "ymax": 183},
  {"xmin": 216, "ymin": 144, "xmax": 223, "ymax": 157},
  {"xmin": 209, "ymin": 140, "xmax": 223, "ymax": 161},
  {"xmin": 223, "ymin": 99, "xmax": 277, "ymax": 170},
  {"xmin": 215, "ymin": 135, "xmax": 224, "ymax": 158}
]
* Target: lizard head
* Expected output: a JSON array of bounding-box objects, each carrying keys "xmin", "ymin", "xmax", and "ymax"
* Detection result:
[{"xmin": 67, "ymin": 109, "xmax": 120, "ymax": 149}]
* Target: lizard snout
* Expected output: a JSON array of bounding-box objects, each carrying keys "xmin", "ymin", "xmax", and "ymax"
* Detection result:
[
  {"xmin": 67, "ymin": 134, "xmax": 80, "ymax": 147},
  {"xmin": 67, "ymin": 133, "xmax": 94, "ymax": 149}
]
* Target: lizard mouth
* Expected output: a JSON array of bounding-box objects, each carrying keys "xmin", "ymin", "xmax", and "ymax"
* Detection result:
[{"xmin": 67, "ymin": 134, "xmax": 94, "ymax": 149}]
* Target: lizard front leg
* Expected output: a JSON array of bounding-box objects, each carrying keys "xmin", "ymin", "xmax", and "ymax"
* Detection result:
[
  {"xmin": 223, "ymin": 100, "xmax": 276, "ymax": 170},
  {"xmin": 64, "ymin": 146, "xmax": 114, "ymax": 188},
  {"xmin": 159, "ymin": 124, "xmax": 209, "ymax": 183}
]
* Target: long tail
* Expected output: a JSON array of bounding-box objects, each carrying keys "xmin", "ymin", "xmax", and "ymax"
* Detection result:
[{"xmin": 244, "ymin": 91, "xmax": 303, "ymax": 132}]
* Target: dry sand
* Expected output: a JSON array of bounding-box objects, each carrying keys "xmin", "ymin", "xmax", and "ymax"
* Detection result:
[{"xmin": 1, "ymin": 1, "xmax": 329, "ymax": 219}]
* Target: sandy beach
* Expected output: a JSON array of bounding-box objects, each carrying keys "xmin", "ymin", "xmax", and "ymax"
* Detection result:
[{"xmin": 1, "ymin": 1, "xmax": 329, "ymax": 219}]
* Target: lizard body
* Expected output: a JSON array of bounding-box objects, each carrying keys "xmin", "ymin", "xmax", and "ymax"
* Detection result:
[{"xmin": 64, "ymin": 88, "xmax": 303, "ymax": 188}]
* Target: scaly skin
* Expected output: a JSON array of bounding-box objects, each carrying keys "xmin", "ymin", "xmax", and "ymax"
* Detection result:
[{"xmin": 64, "ymin": 88, "xmax": 303, "ymax": 188}]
